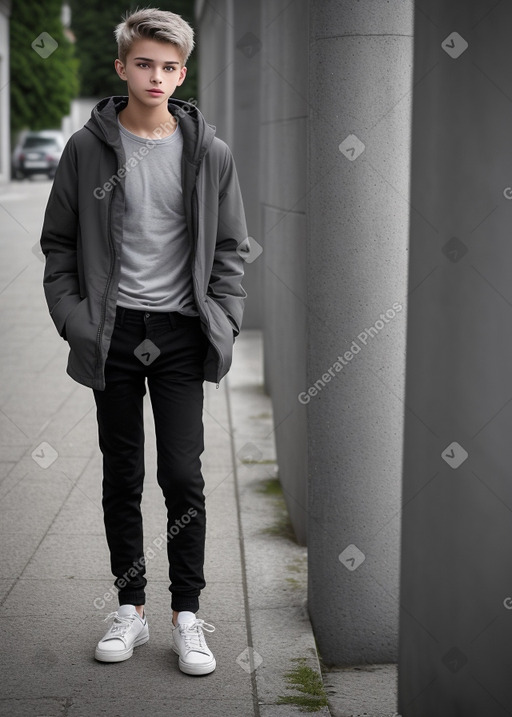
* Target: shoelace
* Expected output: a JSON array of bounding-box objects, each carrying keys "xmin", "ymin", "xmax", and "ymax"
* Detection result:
[
  {"xmin": 103, "ymin": 611, "xmax": 137, "ymax": 638},
  {"xmin": 179, "ymin": 619, "xmax": 215, "ymax": 653}
]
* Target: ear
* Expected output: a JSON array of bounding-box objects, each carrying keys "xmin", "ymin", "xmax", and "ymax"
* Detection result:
[
  {"xmin": 114, "ymin": 58, "xmax": 127, "ymax": 82},
  {"xmin": 176, "ymin": 65, "xmax": 187, "ymax": 88}
]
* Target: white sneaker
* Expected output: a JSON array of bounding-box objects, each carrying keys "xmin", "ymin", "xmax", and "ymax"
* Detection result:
[
  {"xmin": 172, "ymin": 611, "xmax": 216, "ymax": 675},
  {"xmin": 95, "ymin": 604, "xmax": 149, "ymax": 663}
]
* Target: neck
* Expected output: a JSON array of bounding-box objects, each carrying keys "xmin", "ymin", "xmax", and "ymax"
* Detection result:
[{"xmin": 119, "ymin": 96, "xmax": 176, "ymax": 139}]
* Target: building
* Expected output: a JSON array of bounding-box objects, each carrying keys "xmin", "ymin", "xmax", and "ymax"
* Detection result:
[{"xmin": 0, "ymin": 0, "xmax": 11, "ymax": 183}]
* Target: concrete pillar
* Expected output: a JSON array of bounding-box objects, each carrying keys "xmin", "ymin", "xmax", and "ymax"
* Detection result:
[
  {"xmin": 399, "ymin": 1, "xmax": 512, "ymax": 713},
  {"xmin": 259, "ymin": 0, "xmax": 309, "ymax": 545},
  {"xmin": 307, "ymin": 1, "xmax": 413, "ymax": 663},
  {"xmin": 196, "ymin": 0, "xmax": 310, "ymax": 543},
  {"xmin": 195, "ymin": 0, "xmax": 262, "ymax": 328}
]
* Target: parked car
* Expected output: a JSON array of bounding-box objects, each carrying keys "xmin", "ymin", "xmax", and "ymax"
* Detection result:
[{"xmin": 12, "ymin": 130, "xmax": 65, "ymax": 180}]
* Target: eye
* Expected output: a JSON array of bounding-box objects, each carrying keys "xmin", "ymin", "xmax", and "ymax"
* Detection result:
[
  {"xmin": 164, "ymin": 66, "xmax": 176, "ymax": 72},
  {"xmin": 137, "ymin": 63, "xmax": 149, "ymax": 68}
]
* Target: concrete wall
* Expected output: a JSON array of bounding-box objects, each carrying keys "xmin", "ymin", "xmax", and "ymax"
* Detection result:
[
  {"xmin": 196, "ymin": 0, "xmax": 309, "ymax": 543},
  {"xmin": 197, "ymin": 0, "xmax": 413, "ymax": 663},
  {"xmin": 259, "ymin": 0, "xmax": 309, "ymax": 545},
  {"xmin": 195, "ymin": 0, "xmax": 262, "ymax": 329},
  {"xmin": 399, "ymin": 1, "xmax": 512, "ymax": 713},
  {"xmin": 0, "ymin": 0, "xmax": 11, "ymax": 183},
  {"xmin": 306, "ymin": 0, "xmax": 412, "ymax": 664}
]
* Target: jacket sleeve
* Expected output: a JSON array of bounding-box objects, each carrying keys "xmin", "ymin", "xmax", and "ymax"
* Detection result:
[
  {"xmin": 208, "ymin": 144, "xmax": 250, "ymax": 336},
  {"xmin": 40, "ymin": 136, "xmax": 81, "ymax": 339}
]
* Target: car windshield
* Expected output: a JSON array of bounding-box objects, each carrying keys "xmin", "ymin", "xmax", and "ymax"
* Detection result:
[{"xmin": 23, "ymin": 137, "xmax": 59, "ymax": 149}]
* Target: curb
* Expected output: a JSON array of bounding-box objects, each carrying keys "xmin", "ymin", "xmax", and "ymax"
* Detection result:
[{"xmin": 228, "ymin": 330, "xmax": 330, "ymax": 716}]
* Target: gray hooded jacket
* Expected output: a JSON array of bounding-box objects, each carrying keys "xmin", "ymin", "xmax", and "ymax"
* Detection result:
[{"xmin": 40, "ymin": 96, "xmax": 249, "ymax": 390}]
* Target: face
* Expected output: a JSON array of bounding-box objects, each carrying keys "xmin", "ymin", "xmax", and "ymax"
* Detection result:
[{"xmin": 115, "ymin": 38, "xmax": 187, "ymax": 106}]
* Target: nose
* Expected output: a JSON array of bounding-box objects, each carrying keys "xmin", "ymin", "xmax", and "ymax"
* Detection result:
[{"xmin": 151, "ymin": 72, "xmax": 162, "ymax": 84}]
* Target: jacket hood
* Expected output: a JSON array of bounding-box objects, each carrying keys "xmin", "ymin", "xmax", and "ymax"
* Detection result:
[{"xmin": 84, "ymin": 96, "xmax": 215, "ymax": 168}]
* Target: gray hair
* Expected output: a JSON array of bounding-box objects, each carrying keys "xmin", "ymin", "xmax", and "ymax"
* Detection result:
[{"xmin": 115, "ymin": 8, "xmax": 195, "ymax": 65}]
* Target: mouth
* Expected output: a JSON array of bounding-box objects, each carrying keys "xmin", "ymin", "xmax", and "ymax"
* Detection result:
[{"xmin": 147, "ymin": 89, "xmax": 164, "ymax": 96}]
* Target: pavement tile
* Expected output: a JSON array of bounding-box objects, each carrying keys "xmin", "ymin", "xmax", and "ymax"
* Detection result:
[
  {"xmin": 0, "ymin": 578, "xmax": 16, "ymax": 602},
  {"xmin": 21, "ymin": 533, "xmax": 111, "ymax": 581},
  {"xmin": 204, "ymin": 537, "xmax": 244, "ymax": 584},
  {"xmin": 0, "ymin": 411, "xmax": 29, "ymax": 448},
  {"xmin": 0, "ymin": 697, "xmax": 68, "ymax": 717},
  {"xmin": 0, "ymin": 473, "xmax": 74, "ymax": 535},
  {"xmin": 1, "ymin": 532, "xmax": 47, "ymax": 579},
  {"xmin": 2, "ymin": 578, "xmax": 113, "ymax": 616},
  {"xmin": 47, "ymin": 484, "xmax": 104, "ymax": 536},
  {"xmin": 0, "ymin": 614, "xmax": 253, "ymax": 702},
  {"xmin": 66, "ymin": 697, "xmax": 255, "ymax": 717}
]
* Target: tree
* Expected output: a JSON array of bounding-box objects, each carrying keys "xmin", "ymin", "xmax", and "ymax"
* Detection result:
[
  {"xmin": 68, "ymin": 0, "xmax": 198, "ymax": 102},
  {"xmin": 10, "ymin": 0, "xmax": 79, "ymax": 136}
]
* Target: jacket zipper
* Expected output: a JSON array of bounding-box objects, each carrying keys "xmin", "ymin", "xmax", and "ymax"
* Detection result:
[{"xmin": 95, "ymin": 186, "xmax": 116, "ymax": 372}]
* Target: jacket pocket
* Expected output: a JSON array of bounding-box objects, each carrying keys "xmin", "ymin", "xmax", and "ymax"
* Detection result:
[
  {"xmin": 64, "ymin": 297, "xmax": 100, "ymax": 381},
  {"xmin": 203, "ymin": 295, "xmax": 235, "ymax": 380}
]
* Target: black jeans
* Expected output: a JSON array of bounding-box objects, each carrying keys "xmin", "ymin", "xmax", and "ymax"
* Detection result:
[{"xmin": 93, "ymin": 306, "xmax": 209, "ymax": 613}]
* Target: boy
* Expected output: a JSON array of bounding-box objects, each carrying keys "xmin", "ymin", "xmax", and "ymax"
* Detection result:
[{"xmin": 40, "ymin": 8, "xmax": 248, "ymax": 676}]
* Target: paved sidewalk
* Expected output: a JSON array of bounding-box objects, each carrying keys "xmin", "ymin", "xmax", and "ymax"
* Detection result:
[{"xmin": 0, "ymin": 180, "xmax": 328, "ymax": 717}]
